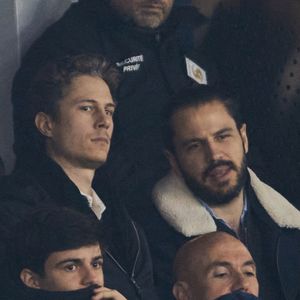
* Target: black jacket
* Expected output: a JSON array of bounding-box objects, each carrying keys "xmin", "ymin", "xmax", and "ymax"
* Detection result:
[
  {"xmin": 8, "ymin": 285, "xmax": 97, "ymax": 300},
  {"xmin": 144, "ymin": 170, "xmax": 300, "ymax": 300},
  {"xmin": 0, "ymin": 155, "xmax": 158, "ymax": 300},
  {"xmin": 12, "ymin": 0, "xmax": 216, "ymax": 216}
]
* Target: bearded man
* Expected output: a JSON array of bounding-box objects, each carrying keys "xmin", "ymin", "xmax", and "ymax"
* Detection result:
[{"xmin": 144, "ymin": 86, "xmax": 300, "ymax": 300}]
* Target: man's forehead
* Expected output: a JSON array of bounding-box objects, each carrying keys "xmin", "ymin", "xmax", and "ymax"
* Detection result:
[
  {"xmin": 204, "ymin": 242, "xmax": 253, "ymax": 266},
  {"xmin": 176, "ymin": 101, "xmax": 231, "ymax": 120},
  {"xmin": 205, "ymin": 258, "xmax": 256, "ymax": 273},
  {"xmin": 172, "ymin": 102, "xmax": 236, "ymax": 136},
  {"xmin": 48, "ymin": 244, "xmax": 102, "ymax": 262},
  {"xmin": 60, "ymin": 75, "xmax": 114, "ymax": 104}
]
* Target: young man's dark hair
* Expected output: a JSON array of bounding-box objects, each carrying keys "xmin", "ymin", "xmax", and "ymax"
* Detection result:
[
  {"xmin": 22, "ymin": 54, "xmax": 120, "ymax": 156},
  {"xmin": 7, "ymin": 207, "xmax": 127, "ymax": 300},
  {"xmin": 9, "ymin": 206, "xmax": 100, "ymax": 278},
  {"xmin": 162, "ymin": 85, "xmax": 243, "ymax": 152}
]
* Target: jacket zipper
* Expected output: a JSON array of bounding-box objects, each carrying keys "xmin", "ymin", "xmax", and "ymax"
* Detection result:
[
  {"xmin": 104, "ymin": 220, "xmax": 142, "ymax": 296},
  {"xmin": 154, "ymin": 32, "xmax": 174, "ymax": 96},
  {"xmin": 130, "ymin": 221, "xmax": 141, "ymax": 277}
]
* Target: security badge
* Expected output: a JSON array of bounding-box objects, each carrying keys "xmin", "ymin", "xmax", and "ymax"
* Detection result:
[{"xmin": 185, "ymin": 57, "xmax": 207, "ymax": 85}]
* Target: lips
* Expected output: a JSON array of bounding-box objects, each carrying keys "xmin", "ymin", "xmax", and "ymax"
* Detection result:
[
  {"xmin": 207, "ymin": 165, "xmax": 232, "ymax": 180},
  {"xmin": 141, "ymin": 2, "xmax": 164, "ymax": 11},
  {"xmin": 90, "ymin": 136, "xmax": 109, "ymax": 145}
]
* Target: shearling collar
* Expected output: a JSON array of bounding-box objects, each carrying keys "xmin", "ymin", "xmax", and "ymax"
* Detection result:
[{"xmin": 153, "ymin": 168, "xmax": 300, "ymax": 237}]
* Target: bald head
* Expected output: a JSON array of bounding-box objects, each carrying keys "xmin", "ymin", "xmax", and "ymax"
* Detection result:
[{"xmin": 173, "ymin": 232, "xmax": 259, "ymax": 300}]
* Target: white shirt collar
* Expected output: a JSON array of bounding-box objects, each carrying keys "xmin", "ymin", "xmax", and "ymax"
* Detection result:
[{"xmin": 80, "ymin": 189, "xmax": 106, "ymax": 220}]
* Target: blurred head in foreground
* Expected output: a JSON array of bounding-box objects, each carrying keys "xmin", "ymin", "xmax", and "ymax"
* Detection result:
[{"xmin": 173, "ymin": 232, "xmax": 259, "ymax": 300}]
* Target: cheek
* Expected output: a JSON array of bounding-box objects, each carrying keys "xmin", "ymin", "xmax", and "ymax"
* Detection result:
[
  {"xmin": 98, "ymin": 269, "xmax": 104, "ymax": 286},
  {"xmin": 167, "ymin": 0, "xmax": 174, "ymax": 7},
  {"xmin": 205, "ymin": 284, "xmax": 231, "ymax": 300},
  {"xmin": 131, "ymin": 2, "xmax": 140, "ymax": 14},
  {"xmin": 54, "ymin": 273, "xmax": 81, "ymax": 291},
  {"xmin": 249, "ymin": 278, "xmax": 259, "ymax": 296},
  {"xmin": 232, "ymin": 139, "xmax": 247, "ymax": 156},
  {"xmin": 108, "ymin": 123, "xmax": 114, "ymax": 138},
  {"xmin": 63, "ymin": 121, "xmax": 89, "ymax": 144},
  {"xmin": 179, "ymin": 151, "xmax": 206, "ymax": 173}
]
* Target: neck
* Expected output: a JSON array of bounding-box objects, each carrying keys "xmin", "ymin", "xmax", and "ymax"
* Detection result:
[
  {"xmin": 210, "ymin": 190, "xmax": 244, "ymax": 234},
  {"xmin": 49, "ymin": 154, "xmax": 95, "ymax": 196}
]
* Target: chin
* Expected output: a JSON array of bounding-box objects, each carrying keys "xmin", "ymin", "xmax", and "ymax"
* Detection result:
[
  {"xmin": 81, "ymin": 156, "xmax": 107, "ymax": 169},
  {"xmin": 93, "ymin": 157, "xmax": 108, "ymax": 168},
  {"xmin": 136, "ymin": 15, "xmax": 163, "ymax": 28}
]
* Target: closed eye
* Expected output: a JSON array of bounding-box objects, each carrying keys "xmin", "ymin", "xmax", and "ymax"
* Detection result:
[
  {"xmin": 214, "ymin": 272, "xmax": 229, "ymax": 278},
  {"xmin": 243, "ymin": 262, "xmax": 256, "ymax": 277},
  {"xmin": 244, "ymin": 270, "xmax": 256, "ymax": 277},
  {"xmin": 211, "ymin": 265, "xmax": 230, "ymax": 278}
]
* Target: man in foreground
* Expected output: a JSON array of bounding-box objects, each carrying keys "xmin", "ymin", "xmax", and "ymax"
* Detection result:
[
  {"xmin": 0, "ymin": 54, "xmax": 157, "ymax": 300},
  {"xmin": 146, "ymin": 86, "xmax": 300, "ymax": 300},
  {"xmin": 173, "ymin": 232, "xmax": 259, "ymax": 300},
  {"xmin": 9, "ymin": 207, "xmax": 126, "ymax": 300}
]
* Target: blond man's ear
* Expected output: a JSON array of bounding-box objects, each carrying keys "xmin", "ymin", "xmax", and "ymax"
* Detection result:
[
  {"xmin": 35, "ymin": 112, "xmax": 54, "ymax": 138},
  {"xmin": 173, "ymin": 281, "xmax": 191, "ymax": 300},
  {"xmin": 20, "ymin": 268, "xmax": 41, "ymax": 289}
]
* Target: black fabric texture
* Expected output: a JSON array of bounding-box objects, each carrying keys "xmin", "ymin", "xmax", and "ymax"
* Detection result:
[{"xmin": 0, "ymin": 154, "xmax": 158, "ymax": 300}]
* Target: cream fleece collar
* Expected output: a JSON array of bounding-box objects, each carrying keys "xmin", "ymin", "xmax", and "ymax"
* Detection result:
[{"xmin": 153, "ymin": 168, "xmax": 300, "ymax": 237}]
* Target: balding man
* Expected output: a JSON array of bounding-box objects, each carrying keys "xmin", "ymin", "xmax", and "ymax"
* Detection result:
[{"xmin": 173, "ymin": 232, "xmax": 259, "ymax": 300}]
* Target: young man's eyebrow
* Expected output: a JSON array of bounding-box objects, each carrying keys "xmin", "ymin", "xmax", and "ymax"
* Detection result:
[
  {"xmin": 55, "ymin": 258, "xmax": 82, "ymax": 267},
  {"xmin": 214, "ymin": 127, "xmax": 234, "ymax": 136},
  {"xmin": 74, "ymin": 98, "xmax": 97, "ymax": 104},
  {"xmin": 92, "ymin": 255, "xmax": 104, "ymax": 262},
  {"xmin": 55, "ymin": 255, "xmax": 103, "ymax": 268},
  {"xmin": 74, "ymin": 99, "xmax": 116, "ymax": 107},
  {"xmin": 105, "ymin": 103, "xmax": 116, "ymax": 109}
]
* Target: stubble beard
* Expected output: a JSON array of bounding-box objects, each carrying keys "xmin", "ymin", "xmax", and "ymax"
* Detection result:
[
  {"xmin": 133, "ymin": 2, "xmax": 173, "ymax": 29},
  {"xmin": 133, "ymin": 11, "xmax": 166, "ymax": 28},
  {"xmin": 179, "ymin": 155, "xmax": 248, "ymax": 206}
]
